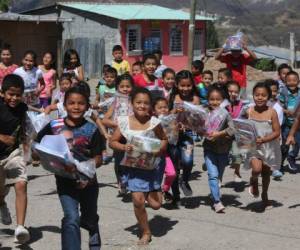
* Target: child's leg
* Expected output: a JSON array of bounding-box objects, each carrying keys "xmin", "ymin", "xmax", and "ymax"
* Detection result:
[
  {"xmin": 217, "ymin": 153, "xmax": 229, "ymax": 183},
  {"xmin": 169, "ymin": 145, "xmax": 181, "ymax": 201},
  {"xmin": 280, "ymin": 126, "xmax": 290, "ymax": 166},
  {"xmin": 261, "ymin": 165, "xmax": 272, "ymax": 205},
  {"xmin": 162, "ymin": 157, "xmax": 176, "ymax": 193},
  {"xmin": 14, "ymin": 181, "xmax": 27, "ymax": 225},
  {"xmin": 147, "ymin": 191, "xmax": 163, "ymax": 210},
  {"xmin": 250, "ymin": 158, "xmax": 263, "ymax": 196},
  {"xmin": 131, "ymin": 192, "xmax": 151, "ymax": 243},
  {"xmin": 180, "ymin": 137, "xmax": 194, "ymax": 184}
]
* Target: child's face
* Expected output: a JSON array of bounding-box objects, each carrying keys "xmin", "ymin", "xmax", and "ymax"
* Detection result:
[
  {"xmin": 154, "ymin": 100, "xmax": 169, "ymax": 116},
  {"xmin": 202, "ymin": 73, "xmax": 213, "ymax": 88},
  {"xmin": 218, "ymin": 72, "xmax": 229, "ymax": 85},
  {"xmin": 143, "ymin": 59, "xmax": 157, "ymax": 75},
  {"xmin": 163, "ymin": 72, "xmax": 175, "ymax": 90},
  {"xmin": 177, "ymin": 79, "xmax": 193, "ymax": 97},
  {"xmin": 23, "ymin": 54, "xmax": 34, "ymax": 70},
  {"xmin": 69, "ymin": 54, "xmax": 78, "ymax": 67},
  {"xmin": 113, "ymin": 50, "xmax": 123, "ymax": 61},
  {"xmin": 132, "ymin": 65, "xmax": 142, "ymax": 76},
  {"xmin": 1, "ymin": 49, "xmax": 12, "ymax": 64},
  {"xmin": 61, "ymin": 130, "xmax": 74, "ymax": 149},
  {"xmin": 231, "ymin": 50, "xmax": 242, "ymax": 58},
  {"xmin": 60, "ymin": 79, "xmax": 72, "ymax": 92},
  {"xmin": 279, "ymin": 68, "xmax": 290, "ymax": 82},
  {"xmin": 191, "ymin": 66, "xmax": 200, "ymax": 76},
  {"xmin": 132, "ymin": 93, "xmax": 151, "ymax": 117},
  {"xmin": 270, "ymin": 85, "xmax": 278, "ymax": 100},
  {"xmin": 64, "ymin": 93, "xmax": 88, "ymax": 120},
  {"xmin": 3, "ymin": 87, "xmax": 23, "ymax": 108},
  {"xmin": 286, "ymin": 74, "xmax": 299, "ymax": 91},
  {"xmin": 208, "ymin": 90, "xmax": 223, "ymax": 110},
  {"xmin": 228, "ymin": 84, "xmax": 240, "ymax": 102},
  {"xmin": 253, "ymin": 87, "xmax": 269, "ymax": 107},
  {"xmin": 118, "ymin": 80, "xmax": 132, "ymax": 95},
  {"xmin": 104, "ymin": 73, "xmax": 116, "ymax": 87},
  {"xmin": 43, "ymin": 53, "xmax": 53, "ymax": 67}
]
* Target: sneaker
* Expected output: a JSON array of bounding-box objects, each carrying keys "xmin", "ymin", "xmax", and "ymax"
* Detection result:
[
  {"xmin": 102, "ymin": 155, "xmax": 113, "ymax": 165},
  {"xmin": 163, "ymin": 191, "xmax": 174, "ymax": 204},
  {"xmin": 272, "ymin": 170, "xmax": 283, "ymax": 179},
  {"xmin": 287, "ymin": 157, "xmax": 298, "ymax": 171},
  {"xmin": 14, "ymin": 225, "xmax": 30, "ymax": 244},
  {"xmin": 0, "ymin": 202, "xmax": 12, "ymax": 225},
  {"xmin": 89, "ymin": 232, "xmax": 101, "ymax": 250},
  {"xmin": 213, "ymin": 202, "xmax": 225, "ymax": 213},
  {"xmin": 180, "ymin": 181, "xmax": 193, "ymax": 197}
]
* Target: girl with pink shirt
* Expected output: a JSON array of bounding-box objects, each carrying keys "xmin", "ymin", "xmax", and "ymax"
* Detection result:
[
  {"xmin": 0, "ymin": 46, "xmax": 18, "ymax": 86},
  {"xmin": 38, "ymin": 52, "xmax": 56, "ymax": 108}
]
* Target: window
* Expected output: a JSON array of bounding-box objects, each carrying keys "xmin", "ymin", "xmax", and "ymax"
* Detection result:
[
  {"xmin": 193, "ymin": 28, "xmax": 203, "ymax": 59},
  {"xmin": 126, "ymin": 24, "xmax": 141, "ymax": 54},
  {"xmin": 170, "ymin": 24, "xmax": 183, "ymax": 55},
  {"xmin": 150, "ymin": 29, "xmax": 161, "ymax": 50}
]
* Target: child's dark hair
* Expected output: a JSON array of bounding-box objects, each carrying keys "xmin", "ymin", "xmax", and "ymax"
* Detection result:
[
  {"xmin": 208, "ymin": 83, "xmax": 227, "ymax": 100},
  {"xmin": 202, "ymin": 70, "xmax": 213, "ymax": 77},
  {"xmin": 153, "ymin": 96, "xmax": 168, "ymax": 109},
  {"xmin": 162, "ymin": 68, "xmax": 175, "ymax": 79},
  {"xmin": 130, "ymin": 87, "xmax": 152, "ymax": 104},
  {"xmin": 277, "ymin": 63, "xmax": 292, "ymax": 75},
  {"xmin": 102, "ymin": 64, "xmax": 111, "ymax": 74},
  {"xmin": 253, "ymin": 81, "xmax": 271, "ymax": 99},
  {"xmin": 59, "ymin": 73, "xmax": 72, "ymax": 83},
  {"xmin": 112, "ymin": 45, "xmax": 123, "ymax": 52},
  {"xmin": 142, "ymin": 54, "xmax": 158, "ymax": 65},
  {"xmin": 43, "ymin": 51, "xmax": 56, "ymax": 69},
  {"xmin": 1, "ymin": 74, "xmax": 25, "ymax": 93},
  {"xmin": 133, "ymin": 61, "xmax": 143, "ymax": 67},
  {"xmin": 286, "ymin": 71, "xmax": 299, "ymax": 80},
  {"xmin": 63, "ymin": 49, "xmax": 81, "ymax": 68},
  {"xmin": 218, "ymin": 68, "xmax": 232, "ymax": 79},
  {"xmin": 0, "ymin": 44, "xmax": 12, "ymax": 54},
  {"xmin": 264, "ymin": 79, "xmax": 279, "ymax": 90},
  {"xmin": 192, "ymin": 60, "xmax": 204, "ymax": 73},
  {"xmin": 64, "ymin": 85, "xmax": 90, "ymax": 106},
  {"xmin": 77, "ymin": 81, "xmax": 91, "ymax": 98},
  {"xmin": 227, "ymin": 80, "xmax": 241, "ymax": 91},
  {"xmin": 105, "ymin": 67, "xmax": 118, "ymax": 77},
  {"xmin": 116, "ymin": 73, "xmax": 134, "ymax": 89},
  {"xmin": 23, "ymin": 50, "xmax": 37, "ymax": 66}
]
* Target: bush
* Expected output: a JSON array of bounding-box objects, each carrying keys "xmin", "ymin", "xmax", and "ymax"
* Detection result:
[{"xmin": 254, "ymin": 58, "xmax": 276, "ymax": 71}]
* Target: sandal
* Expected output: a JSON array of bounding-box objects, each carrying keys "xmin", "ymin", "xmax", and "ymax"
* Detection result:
[
  {"xmin": 249, "ymin": 177, "xmax": 259, "ymax": 198},
  {"xmin": 137, "ymin": 233, "xmax": 152, "ymax": 245}
]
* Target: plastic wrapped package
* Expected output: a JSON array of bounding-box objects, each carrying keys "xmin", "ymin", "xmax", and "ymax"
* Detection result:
[
  {"xmin": 159, "ymin": 114, "xmax": 179, "ymax": 145},
  {"xmin": 146, "ymin": 85, "xmax": 165, "ymax": 100},
  {"xmin": 112, "ymin": 93, "xmax": 132, "ymax": 121},
  {"xmin": 26, "ymin": 111, "xmax": 51, "ymax": 134},
  {"xmin": 223, "ymin": 32, "xmax": 244, "ymax": 51},
  {"xmin": 205, "ymin": 108, "xmax": 228, "ymax": 134}
]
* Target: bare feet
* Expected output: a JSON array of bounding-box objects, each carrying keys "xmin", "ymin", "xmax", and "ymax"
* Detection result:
[
  {"xmin": 249, "ymin": 177, "xmax": 259, "ymax": 198},
  {"xmin": 137, "ymin": 233, "xmax": 152, "ymax": 245}
]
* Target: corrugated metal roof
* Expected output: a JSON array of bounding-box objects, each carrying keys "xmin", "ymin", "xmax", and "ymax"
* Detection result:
[
  {"xmin": 0, "ymin": 12, "xmax": 72, "ymax": 22},
  {"xmin": 58, "ymin": 2, "xmax": 215, "ymax": 21}
]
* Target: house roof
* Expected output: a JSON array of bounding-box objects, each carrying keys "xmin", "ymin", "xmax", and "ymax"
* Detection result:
[
  {"xmin": 0, "ymin": 12, "xmax": 72, "ymax": 22},
  {"xmin": 58, "ymin": 2, "xmax": 215, "ymax": 21}
]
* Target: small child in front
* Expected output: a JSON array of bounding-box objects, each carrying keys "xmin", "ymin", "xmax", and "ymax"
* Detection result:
[{"xmin": 111, "ymin": 45, "xmax": 130, "ymax": 75}]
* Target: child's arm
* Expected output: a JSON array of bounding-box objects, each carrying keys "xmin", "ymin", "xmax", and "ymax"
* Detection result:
[
  {"xmin": 286, "ymin": 116, "xmax": 300, "ymax": 145},
  {"xmin": 77, "ymin": 65, "xmax": 84, "ymax": 81},
  {"xmin": 51, "ymin": 71, "xmax": 57, "ymax": 91},
  {"xmin": 257, "ymin": 109, "xmax": 280, "ymax": 145},
  {"xmin": 109, "ymin": 127, "xmax": 133, "ymax": 153},
  {"xmin": 90, "ymin": 111, "xmax": 110, "ymax": 139},
  {"xmin": 242, "ymin": 41, "xmax": 257, "ymax": 60},
  {"xmin": 44, "ymin": 103, "xmax": 58, "ymax": 115},
  {"xmin": 101, "ymin": 106, "xmax": 118, "ymax": 129},
  {"xmin": 153, "ymin": 124, "xmax": 168, "ymax": 156},
  {"xmin": 36, "ymin": 76, "xmax": 46, "ymax": 96},
  {"xmin": 28, "ymin": 105, "xmax": 43, "ymax": 113},
  {"xmin": 207, "ymin": 115, "xmax": 235, "ymax": 141},
  {"xmin": 193, "ymin": 95, "xmax": 200, "ymax": 105},
  {"xmin": 215, "ymin": 47, "xmax": 225, "ymax": 61},
  {"xmin": 0, "ymin": 134, "xmax": 15, "ymax": 146}
]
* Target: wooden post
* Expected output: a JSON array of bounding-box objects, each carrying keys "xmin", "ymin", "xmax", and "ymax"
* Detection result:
[
  {"xmin": 290, "ymin": 32, "xmax": 296, "ymax": 68},
  {"xmin": 188, "ymin": 0, "xmax": 196, "ymax": 70}
]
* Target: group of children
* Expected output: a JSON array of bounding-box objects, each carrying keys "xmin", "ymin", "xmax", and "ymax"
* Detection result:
[{"xmin": 0, "ymin": 42, "xmax": 300, "ymax": 249}]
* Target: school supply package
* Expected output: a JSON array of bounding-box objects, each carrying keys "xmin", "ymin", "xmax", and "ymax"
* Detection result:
[
  {"xmin": 223, "ymin": 32, "xmax": 244, "ymax": 51},
  {"xmin": 113, "ymin": 93, "xmax": 133, "ymax": 121},
  {"xmin": 159, "ymin": 114, "xmax": 179, "ymax": 145},
  {"xmin": 205, "ymin": 108, "xmax": 228, "ymax": 135},
  {"xmin": 233, "ymin": 118, "xmax": 258, "ymax": 151}
]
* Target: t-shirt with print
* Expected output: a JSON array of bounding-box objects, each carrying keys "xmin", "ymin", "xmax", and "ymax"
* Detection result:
[
  {"xmin": 220, "ymin": 53, "xmax": 253, "ymax": 88},
  {"xmin": 279, "ymin": 88, "xmax": 300, "ymax": 127},
  {"xmin": 36, "ymin": 118, "xmax": 106, "ymax": 189},
  {"xmin": 112, "ymin": 59, "xmax": 130, "ymax": 75},
  {"xmin": 0, "ymin": 98, "xmax": 28, "ymax": 160}
]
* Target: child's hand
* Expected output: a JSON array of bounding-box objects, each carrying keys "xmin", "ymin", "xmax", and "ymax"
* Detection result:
[
  {"xmin": 256, "ymin": 137, "xmax": 264, "ymax": 146},
  {"xmin": 206, "ymin": 131, "xmax": 221, "ymax": 141},
  {"xmin": 286, "ymin": 135, "xmax": 296, "ymax": 145},
  {"xmin": 104, "ymin": 133, "xmax": 111, "ymax": 140},
  {"xmin": 76, "ymin": 179, "xmax": 89, "ymax": 189},
  {"xmin": 0, "ymin": 135, "xmax": 15, "ymax": 146},
  {"xmin": 64, "ymin": 163, "xmax": 77, "ymax": 173},
  {"xmin": 123, "ymin": 144, "xmax": 134, "ymax": 153}
]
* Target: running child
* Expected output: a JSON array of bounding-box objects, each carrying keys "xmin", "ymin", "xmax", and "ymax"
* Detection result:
[
  {"xmin": 161, "ymin": 68, "xmax": 176, "ymax": 100},
  {"xmin": 109, "ymin": 87, "xmax": 167, "ymax": 245}
]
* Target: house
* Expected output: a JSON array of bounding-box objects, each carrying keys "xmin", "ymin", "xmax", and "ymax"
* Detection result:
[
  {"xmin": 0, "ymin": 12, "xmax": 72, "ymax": 67},
  {"xmin": 24, "ymin": 2, "xmax": 215, "ymax": 78}
]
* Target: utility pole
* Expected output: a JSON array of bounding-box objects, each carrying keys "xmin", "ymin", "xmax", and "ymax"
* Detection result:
[
  {"xmin": 290, "ymin": 32, "xmax": 296, "ymax": 68},
  {"xmin": 188, "ymin": 0, "xmax": 196, "ymax": 70}
]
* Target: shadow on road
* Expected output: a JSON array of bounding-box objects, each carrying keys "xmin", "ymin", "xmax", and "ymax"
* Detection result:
[
  {"xmin": 288, "ymin": 204, "xmax": 300, "ymax": 209},
  {"xmin": 223, "ymin": 181, "xmax": 248, "ymax": 193},
  {"xmin": 240, "ymin": 200, "xmax": 283, "ymax": 213},
  {"xmin": 124, "ymin": 215, "xmax": 178, "ymax": 238},
  {"xmin": 189, "ymin": 170, "xmax": 202, "ymax": 181}
]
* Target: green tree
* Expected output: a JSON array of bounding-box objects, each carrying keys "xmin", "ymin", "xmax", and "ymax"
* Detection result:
[
  {"xmin": 206, "ymin": 21, "xmax": 219, "ymax": 49},
  {"xmin": 0, "ymin": 0, "xmax": 10, "ymax": 12}
]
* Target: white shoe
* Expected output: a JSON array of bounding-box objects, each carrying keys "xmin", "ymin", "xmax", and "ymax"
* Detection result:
[
  {"xmin": 14, "ymin": 225, "xmax": 30, "ymax": 244},
  {"xmin": 214, "ymin": 202, "xmax": 225, "ymax": 213},
  {"xmin": 0, "ymin": 202, "xmax": 12, "ymax": 225}
]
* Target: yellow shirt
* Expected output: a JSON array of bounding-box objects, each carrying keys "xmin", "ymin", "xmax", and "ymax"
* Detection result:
[{"xmin": 112, "ymin": 60, "xmax": 130, "ymax": 75}]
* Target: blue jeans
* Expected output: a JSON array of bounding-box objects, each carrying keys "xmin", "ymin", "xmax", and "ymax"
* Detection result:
[
  {"xmin": 57, "ymin": 177, "xmax": 100, "ymax": 250},
  {"xmin": 281, "ymin": 125, "xmax": 300, "ymax": 163},
  {"xmin": 204, "ymin": 150, "xmax": 229, "ymax": 204}
]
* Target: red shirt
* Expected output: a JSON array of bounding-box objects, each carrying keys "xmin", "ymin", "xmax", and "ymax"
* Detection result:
[
  {"xmin": 193, "ymin": 75, "xmax": 202, "ymax": 85},
  {"xmin": 133, "ymin": 74, "xmax": 163, "ymax": 88},
  {"xmin": 221, "ymin": 53, "xmax": 252, "ymax": 88},
  {"xmin": 0, "ymin": 64, "xmax": 18, "ymax": 86}
]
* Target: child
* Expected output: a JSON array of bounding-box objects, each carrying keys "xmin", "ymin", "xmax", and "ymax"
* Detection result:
[
  {"xmin": 215, "ymin": 40, "xmax": 257, "ymax": 98},
  {"xmin": 36, "ymin": 85, "xmax": 106, "ymax": 250},
  {"xmin": 111, "ymin": 45, "xmax": 130, "ymax": 75},
  {"xmin": 197, "ymin": 70, "xmax": 213, "ymax": 105},
  {"xmin": 109, "ymin": 87, "xmax": 167, "ymax": 245},
  {"xmin": 99, "ymin": 64, "xmax": 111, "ymax": 85},
  {"xmin": 218, "ymin": 68, "xmax": 232, "ymax": 86},
  {"xmin": 280, "ymin": 71, "xmax": 300, "ymax": 172},
  {"xmin": 203, "ymin": 85, "xmax": 235, "ymax": 213},
  {"xmin": 63, "ymin": 49, "xmax": 84, "ymax": 83},
  {"xmin": 226, "ymin": 81, "xmax": 244, "ymax": 182},
  {"xmin": 133, "ymin": 54, "xmax": 162, "ymax": 88},
  {"xmin": 14, "ymin": 50, "xmax": 45, "ymax": 108},
  {"xmin": 0, "ymin": 74, "xmax": 30, "ymax": 243},
  {"xmin": 276, "ymin": 63, "xmax": 292, "ymax": 94},
  {"xmin": 0, "ymin": 46, "xmax": 18, "ymax": 86},
  {"xmin": 132, "ymin": 61, "xmax": 143, "ymax": 76},
  {"xmin": 191, "ymin": 60, "xmax": 204, "ymax": 85},
  {"xmin": 161, "ymin": 68, "xmax": 175, "ymax": 100},
  {"xmin": 153, "ymin": 97, "xmax": 177, "ymax": 203},
  {"xmin": 245, "ymin": 82, "xmax": 281, "ymax": 209},
  {"xmin": 169, "ymin": 70, "xmax": 200, "ymax": 200},
  {"xmin": 38, "ymin": 52, "xmax": 56, "ymax": 108},
  {"xmin": 153, "ymin": 49, "xmax": 167, "ymax": 79}
]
